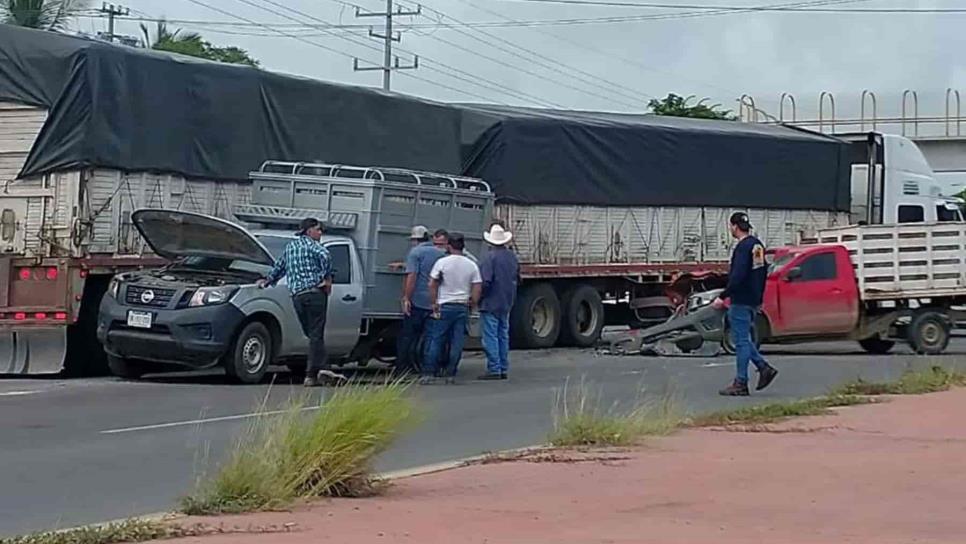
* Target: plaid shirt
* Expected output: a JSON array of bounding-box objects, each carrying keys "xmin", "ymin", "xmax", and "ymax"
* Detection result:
[{"xmin": 264, "ymin": 235, "xmax": 333, "ymax": 295}]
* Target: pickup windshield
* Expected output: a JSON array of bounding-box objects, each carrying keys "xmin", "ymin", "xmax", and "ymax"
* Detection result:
[{"xmin": 769, "ymin": 252, "xmax": 798, "ymax": 275}]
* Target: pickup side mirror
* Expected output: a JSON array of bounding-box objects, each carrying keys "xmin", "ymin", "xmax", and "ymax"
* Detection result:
[{"xmin": 784, "ymin": 267, "xmax": 802, "ymax": 282}]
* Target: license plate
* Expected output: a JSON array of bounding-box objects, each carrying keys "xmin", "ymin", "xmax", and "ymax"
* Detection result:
[{"xmin": 126, "ymin": 310, "xmax": 153, "ymax": 329}]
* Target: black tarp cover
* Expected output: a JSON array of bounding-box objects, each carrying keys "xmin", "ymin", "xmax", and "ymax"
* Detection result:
[{"xmin": 0, "ymin": 25, "xmax": 850, "ymax": 211}]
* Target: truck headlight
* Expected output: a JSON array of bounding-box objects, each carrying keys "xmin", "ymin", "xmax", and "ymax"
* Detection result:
[
  {"xmin": 108, "ymin": 277, "xmax": 121, "ymax": 299},
  {"xmin": 188, "ymin": 286, "xmax": 238, "ymax": 307}
]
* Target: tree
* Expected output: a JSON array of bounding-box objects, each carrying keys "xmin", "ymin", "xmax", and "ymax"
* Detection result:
[
  {"xmin": 140, "ymin": 19, "xmax": 259, "ymax": 67},
  {"xmin": 2, "ymin": 0, "xmax": 87, "ymax": 30},
  {"xmin": 648, "ymin": 93, "xmax": 737, "ymax": 121}
]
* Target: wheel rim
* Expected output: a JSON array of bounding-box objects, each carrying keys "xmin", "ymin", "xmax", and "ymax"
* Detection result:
[
  {"xmin": 242, "ymin": 335, "xmax": 266, "ymax": 374},
  {"xmin": 531, "ymin": 298, "xmax": 554, "ymax": 338},
  {"xmin": 575, "ymin": 300, "xmax": 599, "ymax": 336},
  {"xmin": 920, "ymin": 322, "xmax": 942, "ymax": 347}
]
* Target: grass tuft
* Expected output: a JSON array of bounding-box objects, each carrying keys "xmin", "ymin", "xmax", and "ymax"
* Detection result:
[
  {"xmin": 832, "ymin": 365, "xmax": 966, "ymax": 396},
  {"xmin": 0, "ymin": 519, "xmax": 179, "ymax": 544},
  {"xmin": 181, "ymin": 378, "xmax": 418, "ymax": 515},
  {"xmin": 549, "ymin": 378, "xmax": 682, "ymax": 447},
  {"xmin": 689, "ymin": 395, "xmax": 870, "ymax": 427}
]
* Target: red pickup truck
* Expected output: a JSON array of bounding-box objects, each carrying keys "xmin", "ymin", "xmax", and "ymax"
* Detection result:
[{"xmin": 635, "ymin": 222, "xmax": 966, "ymax": 356}]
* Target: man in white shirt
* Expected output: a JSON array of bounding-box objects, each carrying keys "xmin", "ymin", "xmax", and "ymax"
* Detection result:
[{"xmin": 421, "ymin": 232, "xmax": 482, "ymax": 384}]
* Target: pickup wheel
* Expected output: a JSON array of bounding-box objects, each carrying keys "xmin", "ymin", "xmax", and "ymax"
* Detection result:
[
  {"xmin": 558, "ymin": 284, "xmax": 605, "ymax": 347},
  {"xmin": 225, "ymin": 322, "xmax": 272, "ymax": 384},
  {"xmin": 107, "ymin": 355, "xmax": 145, "ymax": 380},
  {"xmin": 510, "ymin": 283, "xmax": 561, "ymax": 349},
  {"xmin": 858, "ymin": 335, "xmax": 895, "ymax": 355},
  {"xmin": 907, "ymin": 311, "xmax": 951, "ymax": 355}
]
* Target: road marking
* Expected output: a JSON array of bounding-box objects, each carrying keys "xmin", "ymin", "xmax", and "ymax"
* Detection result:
[
  {"xmin": 701, "ymin": 362, "xmax": 733, "ymax": 368},
  {"xmin": 0, "ymin": 390, "xmax": 43, "ymax": 397},
  {"xmin": 99, "ymin": 406, "xmax": 322, "ymax": 435}
]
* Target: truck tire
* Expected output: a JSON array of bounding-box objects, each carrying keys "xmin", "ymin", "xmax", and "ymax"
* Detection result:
[
  {"xmin": 720, "ymin": 315, "xmax": 761, "ymax": 356},
  {"xmin": 225, "ymin": 322, "xmax": 272, "ymax": 384},
  {"xmin": 510, "ymin": 283, "xmax": 561, "ymax": 349},
  {"xmin": 107, "ymin": 354, "xmax": 145, "ymax": 380},
  {"xmin": 559, "ymin": 284, "xmax": 605, "ymax": 347},
  {"xmin": 907, "ymin": 311, "xmax": 951, "ymax": 355},
  {"xmin": 858, "ymin": 335, "xmax": 895, "ymax": 355}
]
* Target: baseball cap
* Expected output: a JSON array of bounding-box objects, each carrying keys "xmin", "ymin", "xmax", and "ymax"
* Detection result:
[
  {"xmin": 729, "ymin": 212, "xmax": 753, "ymax": 231},
  {"xmin": 410, "ymin": 225, "xmax": 429, "ymax": 239}
]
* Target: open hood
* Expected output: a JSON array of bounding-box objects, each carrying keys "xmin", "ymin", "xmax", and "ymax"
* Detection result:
[{"xmin": 131, "ymin": 209, "xmax": 275, "ymax": 266}]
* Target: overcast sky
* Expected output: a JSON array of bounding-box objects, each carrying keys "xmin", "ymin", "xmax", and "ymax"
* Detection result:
[{"xmin": 81, "ymin": 0, "xmax": 966, "ymax": 121}]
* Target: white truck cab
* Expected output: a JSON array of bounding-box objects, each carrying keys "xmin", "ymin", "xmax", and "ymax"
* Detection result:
[{"xmin": 847, "ymin": 132, "xmax": 965, "ymax": 224}]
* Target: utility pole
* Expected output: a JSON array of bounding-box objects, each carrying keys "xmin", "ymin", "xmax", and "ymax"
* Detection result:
[
  {"xmin": 99, "ymin": 3, "xmax": 129, "ymax": 42},
  {"xmin": 353, "ymin": 1, "xmax": 421, "ymax": 91}
]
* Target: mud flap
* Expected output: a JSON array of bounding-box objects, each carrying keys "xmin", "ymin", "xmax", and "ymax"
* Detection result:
[{"xmin": 0, "ymin": 329, "xmax": 67, "ymax": 375}]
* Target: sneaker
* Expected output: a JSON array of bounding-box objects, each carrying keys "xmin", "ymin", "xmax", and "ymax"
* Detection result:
[
  {"xmin": 303, "ymin": 376, "xmax": 319, "ymax": 387},
  {"xmin": 477, "ymin": 373, "xmax": 502, "ymax": 381},
  {"xmin": 719, "ymin": 381, "xmax": 750, "ymax": 396},
  {"xmin": 500, "ymin": 373, "xmax": 508, "ymax": 380},
  {"xmin": 756, "ymin": 365, "xmax": 779, "ymax": 391}
]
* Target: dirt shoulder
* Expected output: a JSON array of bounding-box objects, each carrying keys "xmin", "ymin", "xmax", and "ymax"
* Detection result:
[{"xmin": 169, "ymin": 389, "xmax": 966, "ymax": 544}]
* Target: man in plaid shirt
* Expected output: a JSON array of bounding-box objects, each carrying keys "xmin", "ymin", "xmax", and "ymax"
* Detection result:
[{"xmin": 258, "ymin": 218, "xmax": 345, "ymax": 387}]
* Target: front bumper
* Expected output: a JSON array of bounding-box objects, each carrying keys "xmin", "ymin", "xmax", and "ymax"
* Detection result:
[{"xmin": 96, "ymin": 295, "xmax": 245, "ymax": 368}]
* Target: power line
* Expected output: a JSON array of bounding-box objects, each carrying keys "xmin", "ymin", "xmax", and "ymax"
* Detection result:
[
  {"xmin": 512, "ymin": 0, "xmax": 965, "ymax": 13},
  {"xmin": 246, "ymin": 0, "xmax": 568, "ymax": 106},
  {"xmin": 177, "ymin": 0, "xmax": 505, "ymax": 103}
]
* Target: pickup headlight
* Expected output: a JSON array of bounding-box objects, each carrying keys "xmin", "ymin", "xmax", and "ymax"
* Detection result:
[
  {"xmin": 188, "ymin": 286, "xmax": 238, "ymax": 307},
  {"xmin": 108, "ymin": 277, "xmax": 121, "ymax": 299}
]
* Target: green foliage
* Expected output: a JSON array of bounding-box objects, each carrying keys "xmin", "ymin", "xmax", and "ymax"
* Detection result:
[
  {"xmin": 690, "ymin": 395, "xmax": 869, "ymax": 427},
  {"xmin": 182, "ymin": 379, "xmax": 418, "ymax": 515},
  {"xmin": 140, "ymin": 20, "xmax": 259, "ymax": 67},
  {"xmin": 648, "ymin": 93, "xmax": 737, "ymax": 121},
  {"xmin": 833, "ymin": 365, "xmax": 966, "ymax": 396},
  {"xmin": 1, "ymin": 0, "xmax": 87, "ymax": 30}
]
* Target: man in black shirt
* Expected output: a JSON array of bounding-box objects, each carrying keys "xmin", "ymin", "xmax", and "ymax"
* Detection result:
[{"xmin": 712, "ymin": 212, "xmax": 779, "ymax": 396}]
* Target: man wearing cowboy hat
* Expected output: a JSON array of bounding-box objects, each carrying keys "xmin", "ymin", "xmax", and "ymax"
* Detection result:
[{"xmin": 477, "ymin": 223, "xmax": 520, "ymax": 381}]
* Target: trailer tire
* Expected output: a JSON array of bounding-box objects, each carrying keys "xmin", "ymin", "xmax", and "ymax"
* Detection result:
[
  {"xmin": 559, "ymin": 284, "xmax": 605, "ymax": 347},
  {"xmin": 510, "ymin": 283, "xmax": 561, "ymax": 349},
  {"xmin": 107, "ymin": 355, "xmax": 145, "ymax": 380},
  {"xmin": 858, "ymin": 335, "xmax": 895, "ymax": 355},
  {"xmin": 907, "ymin": 311, "xmax": 951, "ymax": 355},
  {"xmin": 225, "ymin": 322, "xmax": 272, "ymax": 384}
]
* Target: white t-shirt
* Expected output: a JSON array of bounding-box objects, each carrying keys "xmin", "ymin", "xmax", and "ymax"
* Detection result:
[{"xmin": 430, "ymin": 254, "xmax": 482, "ymax": 305}]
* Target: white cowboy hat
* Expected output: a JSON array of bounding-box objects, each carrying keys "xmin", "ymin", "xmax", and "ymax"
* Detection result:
[{"xmin": 483, "ymin": 224, "xmax": 513, "ymax": 246}]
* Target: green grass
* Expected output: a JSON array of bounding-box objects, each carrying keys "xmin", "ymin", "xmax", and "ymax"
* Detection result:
[
  {"xmin": 832, "ymin": 365, "xmax": 966, "ymax": 396},
  {"xmin": 689, "ymin": 394, "xmax": 870, "ymax": 427},
  {"xmin": 0, "ymin": 519, "xmax": 180, "ymax": 544},
  {"xmin": 181, "ymin": 378, "xmax": 419, "ymax": 515},
  {"xmin": 548, "ymin": 379, "xmax": 683, "ymax": 447}
]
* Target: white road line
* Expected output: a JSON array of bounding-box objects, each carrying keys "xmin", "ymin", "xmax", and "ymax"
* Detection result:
[
  {"xmin": 701, "ymin": 362, "xmax": 733, "ymax": 368},
  {"xmin": 0, "ymin": 390, "xmax": 43, "ymax": 397},
  {"xmin": 99, "ymin": 406, "xmax": 322, "ymax": 435}
]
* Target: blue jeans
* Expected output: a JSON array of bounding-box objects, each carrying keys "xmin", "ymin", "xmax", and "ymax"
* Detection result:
[
  {"xmin": 396, "ymin": 307, "xmax": 432, "ymax": 374},
  {"xmin": 481, "ymin": 311, "xmax": 510, "ymax": 374},
  {"xmin": 423, "ymin": 304, "xmax": 469, "ymax": 378},
  {"xmin": 729, "ymin": 304, "xmax": 767, "ymax": 384}
]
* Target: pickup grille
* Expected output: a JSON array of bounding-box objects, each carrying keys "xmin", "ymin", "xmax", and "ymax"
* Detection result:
[{"xmin": 125, "ymin": 285, "xmax": 176, "ymax": 308}]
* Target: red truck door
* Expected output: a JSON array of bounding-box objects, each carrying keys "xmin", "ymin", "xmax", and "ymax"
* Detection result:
[{"xmin": 774, "ymin": 247, "xmax": 858, "ymax": 335}]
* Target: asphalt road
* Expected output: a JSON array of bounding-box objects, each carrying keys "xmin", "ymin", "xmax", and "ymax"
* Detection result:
[{"xmin": 2, "ymin": 341, "xmax": 965, "ymax": 537}]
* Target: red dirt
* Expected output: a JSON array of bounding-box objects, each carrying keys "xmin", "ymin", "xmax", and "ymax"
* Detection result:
[{"xmin": 170, "ymin": 389, "xmax": 966, "ymax": 544}]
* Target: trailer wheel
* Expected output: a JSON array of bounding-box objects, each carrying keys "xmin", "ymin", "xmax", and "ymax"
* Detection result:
[
  {"xmin": 559, "ymin": 284, "xmax": 605, "ymax": 347},
  {"xmin": 907, "ymin": 311, "xmax": 951, "ymax": 355},
  {"xmin": 107, "ymin": 355, "xmax": 145, "ymax": 380},
  {"xmin": 858, "ymin": 335, "xmax": 895, "ymax": 355},
  {"xmin": 510, "ymin": 283, "xmax": 561, "ymax": 349},
  {"xmin": 225, "ymin": 322, "xmax": 272, "ymax": 384}
]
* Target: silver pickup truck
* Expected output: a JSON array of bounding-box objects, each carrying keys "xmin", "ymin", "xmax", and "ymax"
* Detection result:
[{"xmin": 96, "ymin": 162, "xmax": 493, "ymax": 383}]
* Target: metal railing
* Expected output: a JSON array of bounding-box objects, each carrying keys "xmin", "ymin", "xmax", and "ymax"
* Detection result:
[
  {"xmin": 737, "ymin": 88, "xmax": 966, "ymax": 138},
  {"xmin": 257, "ymin": 161, "xmax": 492, "ymax": 193}
]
